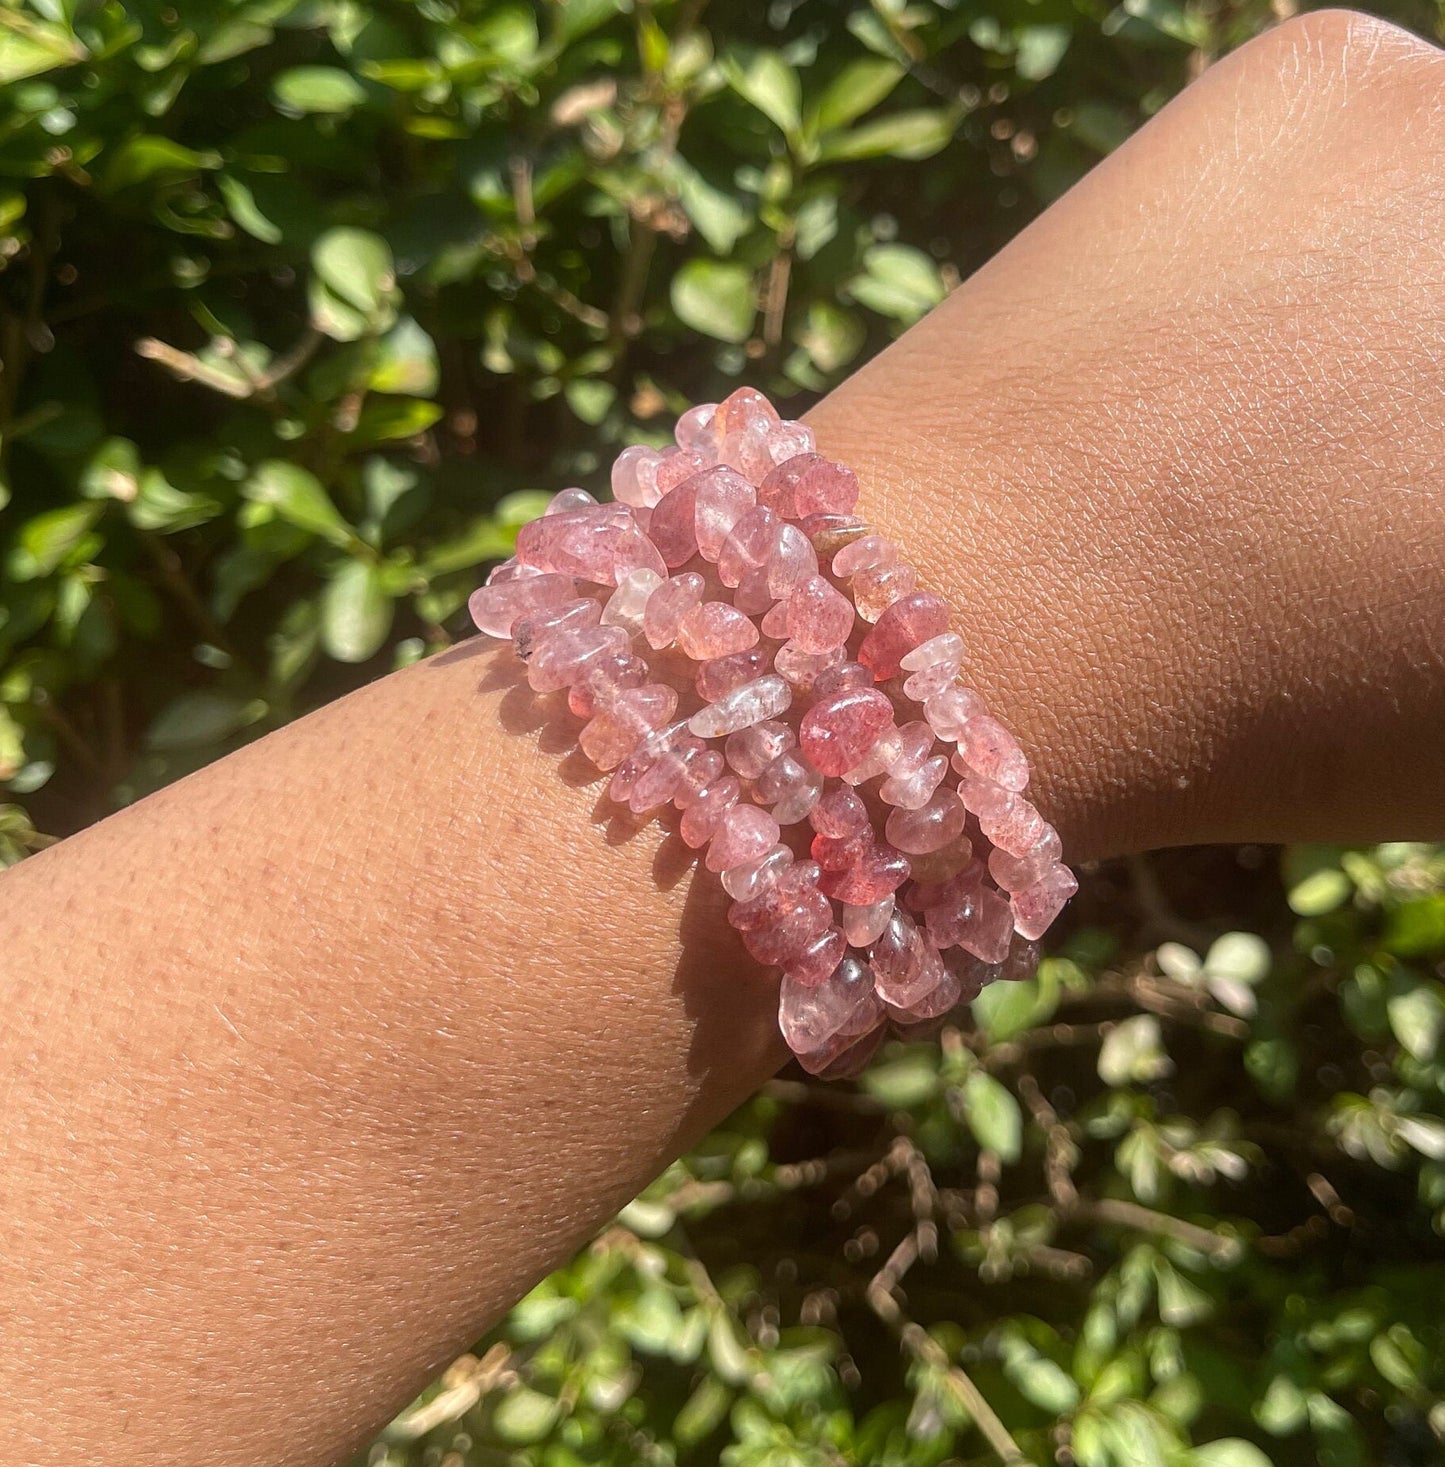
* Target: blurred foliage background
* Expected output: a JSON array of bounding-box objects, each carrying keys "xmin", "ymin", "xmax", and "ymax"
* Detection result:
[{"xmin": 3, "ymin": 0, "xmax": 1445, "ymax": 1463}]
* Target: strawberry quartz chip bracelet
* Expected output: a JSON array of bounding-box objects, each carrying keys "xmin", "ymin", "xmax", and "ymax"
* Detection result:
[{"xmin": 471, "ymin": 388, "xmax": 1077, "ymax": 1080}]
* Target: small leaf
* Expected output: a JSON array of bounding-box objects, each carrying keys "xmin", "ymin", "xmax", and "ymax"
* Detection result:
[
  {"xmin": 1204, "ymin": 931, "xmax": 1270, "ymax": 985},
  {"xmin": 817, "ymin": 109, "xmax": 959, "ymax": 164},
  {"xmin": 673, "ymin": 159, "xmax": 751, "ymax": 254},
  {"xmin": 102, "ymin": 136, "xmax": 220, "ymax": 191},
  {"xmin": 491, "ymin": 1386, "xmax": 558, "ymax": 1443},
  {"xmin": 350, "ymin": 397, "xmax": 443, "ymax": 443},
  {"xmin": 312, "ymin": 227, "xmax": 396, "ymax": 317},
  {"xmin": 1015, "ymin": 25, "xmax": 1072, "ymax": 81},
  {"xmin": 808, "ymin": 58, "xmax": 904, "ymax": 135},
  {"xmin": 723, "ymin": 49, "xmax": 801, "ymax": 136},
  {"xmin": 370, "ymin": 317, "xmax": 438, "ymax": 396},
  {"xmin": 321, "ymin": 560, "xmax": 393, "ymax": 663},
  {"xmin": 848, "ymin": 244, "xmax": 946, "ymax": 323},
  {"xmin": 244, "ymin": 461, "xmax": 356, "ymax": 548},
  {"xmin": 7, "ymin": 503, "xmax": 102, "ymax": 580},
  {"xmin": 145, "ymin": 691, "xmax": 266, "ymax": 752},
  {"xmin": 1191, "ymin": 1441, "xmax": 1274, "ymax": 1467},
  {"xmin": 272, "ymin": 65, "xmax": 368, "ymax": 115},
  {"xmin": 1387, "ymin": 983, "xmax": 1444, "ymax": 1060},
  {"xmin": 218, "ymin": 173, "xmax": 283, "ymax": 245},
  {"xmin": 795, "ymin": 300, "xmax": 865, "ymax": 374},
  {"xmin": 671, "ymin": 259, "xmax": 756, "ymax": 343},
  {"xmin": 1288, "ymin": 867, "xmax": 1351, "ymax": 916},
  {"xmin": 1099, "ymin": 1014, "xmax": 1172, "ymax": 1086},
  {"xmin": 961, "ymin": 1071, "xmax": 1022, "ymax": 1162}
]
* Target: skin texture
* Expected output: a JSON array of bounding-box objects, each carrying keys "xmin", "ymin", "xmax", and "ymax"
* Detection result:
[{"xmin": 2, "ymin": 12, "xmax": 1443, "ymax": 1464}]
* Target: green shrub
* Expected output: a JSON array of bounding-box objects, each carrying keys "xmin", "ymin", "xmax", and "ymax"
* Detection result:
[{"xmin": 1, "ymin": 2, "xmax": 1442, "ymax": 1464}]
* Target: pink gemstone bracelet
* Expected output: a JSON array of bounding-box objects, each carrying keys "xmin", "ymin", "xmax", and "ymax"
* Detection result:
[{"xmin": 471, "ymin": 388, "xmax": 1078, "ymax": 1079}]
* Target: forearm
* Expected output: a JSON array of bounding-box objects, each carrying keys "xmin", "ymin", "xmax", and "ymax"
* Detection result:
[{"xmin": 3, "ymin": 13, "xmax": 1445, "ymax": 1467}]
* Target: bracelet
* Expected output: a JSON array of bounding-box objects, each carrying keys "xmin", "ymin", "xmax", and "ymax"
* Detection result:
[{"xmin": 471, "ymin": 388, "xmax": 1077, "ymax": 1079}]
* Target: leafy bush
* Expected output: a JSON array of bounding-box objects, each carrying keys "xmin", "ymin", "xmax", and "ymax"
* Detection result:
[{"xmin": 1, "ymin": 1, "xmax": 1442, "ymax": 1464}]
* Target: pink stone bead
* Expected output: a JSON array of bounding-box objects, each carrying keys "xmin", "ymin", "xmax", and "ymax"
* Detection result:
[
  {"xmin": 858, "ymin": 590, "xmax": 950, "ymax": 679},
  {"xmin": 886, "ymin": 788, "xmax": 967, "ymax": 855},
  {"xmin": 757, "ymin": 452, "xmax": 824, "ymax": 518},
  {"xmin": 734, "ymin": 565, "xmax": 774, "ymax": 616},
  {"xmin": 889, "ymin": 955, "xmax": 961, "ymax": 1022},
  {"xmin": 842, "ymin": 895, "xmax": 894, "ymax": 946},
  {"xmin": 610, "ymin": 518, "xmax": 668, "ymax": 582},
  {"xmin": 943, "ymin": 947, "xmax": 998, "ymax": 1001},
  {"xmin": 728, "ymin": 860, "xmax": 823, "ymax": 931},
  {"xmin": 870, "ymin": 908, "xmax": 922, "ymax": 986},
  {"xmin": 839, "ymin": 743, "xmax": 890, "ymax": 787},
  {"xmin": 525, "ymin": 623, "xmax": 628, "ymax": 693},
  {"xmin": 655, "ymin": 447, "xmax": 712, "ymax": 495},
  {"xmin": 799, "ymin": 686, "xmax": 894, "ymax": 777},
  {"xmin": 755, "ymin": 752, "xmax": 822, "ymax": 824},
  {"xmin": 999, "ymin": 935, "xmax": 1044, "ymax": 983},
  {"xmin": 646, "ymin": 473, "xmax": 703, "ymax": 568},
  {"xmin": 742, "ymin": 895, "xmax": 831, "ymax": 966},
  {"xmin": 778, "ymin": 955, "xmax": 877, "ymax": 1055},
  {"xmin": 832, "ymin": 534, "xmax": 897, "ymax": 577},
  {"xmin": 988, "ymin": 826, "xmax": 1063, "ymax": 891},
  {"xmin": 903, "ymin": 661, "xmax": 959, "ymax": 702},
  {"xmin": 981, "ymin": 792, "xmax": 1048, "ymax": 857},
  {"xmin": 676, "ymin": 601, "xmax": 760, "ymax": 661},
  {"xmin": 880, "ymin": 754, "xmax": 949, "ymax": 810},
  {"xmin": 924, "ymin": 686, "xmax": 987, "ymax": 739},
  {"xmin": 601, "ymin": 567, "xmax": 662, "ymax": 633},
  {"xmin": 606, "ymin": 719, "xmax": 690, "ymax": 804},
  {"xmin": 901, "ymin": 631, "xmax": 965, "ymax": 674},
  {"xmin": 799, "ymin": 513, "xmax": 868, "ymax": 557},
  {"xmin": 705, "ymin": 803, "xmax": 782, "ymax": 872},
  {"xmin": 817, "ymin": 839, "xmax": 910, "ymax": 905},
  {"xmin": 722, "ymin": 843, "xmax": 793, "ymax": 901},
  {"xmin": 578, "ymin": 683, "xmax": 678, "ymax": 770},
  {"xmin": 809, "ymin": 786, "xmax": 868, "ymax": 837},
  {"xmin": 567, "ymin": 649, "xmax": 648, "ymax": 717},
  {"xmin": 693, "ymin": 466, "xmax": 756, "ymax": 561},
  {"xmin": 680, "ymin": 776, "xmax": 741, "ymax": 848},
  {"xmin": 469, "ymin": 572, "xmax": 576, "ymax": 638},
  {"xmin": 950, "ymin": 884, "xmax": 1014, "ymax": 964},
  {"xmin": 714, "ymin": 385, "xmax": 781, "ymax": 438},
  {"xmin": 957, "ymin": 771, "xmax": 1014, "ymax": 820},
  {"xmin": 673, "ymin": 749, "xmax": 725, "ymax": 809},
  {"xmin": 642, "ymin": 571, "xmax": 704, "ymax": 650},
  {"xmin": 546, "ymin": 486, "xmax": 597, "ymax": 514},
  {"xmin": 811, "ymin": 828, "xmax": 869, "ymax": 872},
  {"xmin": 1011, "ymin": 864, "xmax": 1078, "ymax": 940},
  {"xmin": 796, "ymin": 1020, "xmax": 886, "ymax": 1078},
  {"xmin": 785, "ymin": 926, "xmax": 846, "ymax": 987},
  {"xmin": 675, "ymin": 402, "xmax": 718, "ymax": 453},
  {"xmin": 696, "ymin": 648, "xmax": 770, "ymax": 701},
  {"xmin": 774, "ymin": 640, "xmax": 846, "ymax": 690},
  {"xmin": 717, "ymin": 505, "xmax": 781, "ymax": 588},
  {"xmin": 811, "ymin": 662, "xmax": 874, "ymax": 700},
  {"xmin": 759, "ymin": 599, "xmax": 792, "ymax": 639},
  {"xmin": 689, "ymin": 673, "xmax": 792, "ymax": 739},
  {"xmin": 874, "ymin": 720, "xmax": 936, "ymax": 774},
  {"xmin": 512, "ymin": 598, "xmax": 600, "ymax": 660},
  {"xmin": 908, "ymin": 857, "xmax": 986, "ymax": 916},
  {"xmin": 766, "ymin": 523, "xmax": 819, "ymax": 599},
  {"xmin": 612, "ymin": 444, "xmax": 662, "ymax": 507},
  {"xmin": 514, "ymin": 505, "xmax": 624, "ymax": 581},
  {"xmin": 725, "ymin": 719, "xmax": 795, "ymax": 779},
  {"xmin": 784, "ymin": 573, "xmax": 854, "ymax": 655},
  {"xmin": 628, "ymin": 736, "xmax": 705, "ymax": 813},
  {"xmin": 793, "ymin": 457, "xmax": 860, "ymax": 517},
  {"xmin": 852, "ymin": 563, "xmax": 917, "ymax": 621},
  {"xmin": 483, "ymin": 558, "xmax": 540, "ymax": 584},
  {"xmin": 955, "ymin": 714, "xmax": 1030, "ymax": 792}
]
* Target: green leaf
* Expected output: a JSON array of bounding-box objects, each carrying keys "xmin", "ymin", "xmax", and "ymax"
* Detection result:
[
  {"xmin": 102, "ymin": 136, "xmax": 220, "ymax": 191},
  {"xmin": 808, "ymin": 58, "xmax": 904, "ymax": 135},
  {"xmin": 723, "ymin": 49, "xmax": 801, "ymax": 137},
  {"xmin": 1016, "ymin": 25, "xmax": 1072, "ymax": 81},
  {"xmin": 1287, "ymin": 865, "xmax": 1351, "ymax": 916},
  {"xmin": 218, "ymin": 173, "xmax": 283, "ymax": 245},
  {"xmin": 491, "ymin": 1386, "xmax": 558, "ymax": 1443},
  {"xmin": 671, "ymin": 259, "xmax": 756, "ymax": 343},
  {"xmin": 795, "ymin": 300, "xmax": 865, "ymax": 374},
  {"xmin": 7, "ymin": 502, "xmax": 102, "ymax": 580},
  {"xmin": 817, "ymin": 109, "xmax": 959, "ymax": 164},
  {"xmin": 673, "ymin": 159, "xmax": 751, "ymax": 255},
  {"xmin": 1098, "ymin": 1014, "xmax": 1172, "ymax": 1086},
  {"xmin": 312, "ymin": 228, "xmax": 396, "ymax": 318},
  {"xmin": 862, "ymin": 1050, "xmax": 940, "ymax": 1108},
  {"xmin": 1191, "ymin": 1440, "xmax": 1274, "ymax": 1467},
  {"xmin": 145, "ymin": 691, "xmax": 266, "ymax": 752},
  {"xmin": 848, "ymin": 244, "xmax": 946, "ymax": 323},
  {"xmin": 350, "ymin": 397, "xmax": 444, "ymax": 443},
  {"xmin": 0, "ymin": 20, "xmax": 84, "ymax": 85},
  {"xmin": 1385, "ymin": 895, "xmax": 1445, "ymax": 956},
  {"xmin": 129, "ymin": 468, "xmax": 221, "ymax": 532},
  {"xmin": 320, "ymin": 560, "xmax": 393, "ymax": 663},
  {"xmin": 563, "ymin": 378, "xmax": 615, "ymax": 426},
  {"xmin": 272, "ymin": 65, "xmax": 368, "ymax": 115},
  {"xmin": 675, "ymin": 1375, "xmax": 732, "ymax": 1446},
  {"xmin": 1204, "ymin": 932, "xmax": 1270, "ymax": 985},
  {"xmin": 961, "ymin": 1071, "xmax": 1022, "ymax": 1162},
  {"xmin": 244, "ymin": 461, "xmax": 356, "ymax": 548},
  {"xmin": 1387, "ymin": 982, "xmax": 1444, "ymax": 1060},
  {"xmin": 370, "ymin": 317, "xmax": 439, "ymax": 396}
]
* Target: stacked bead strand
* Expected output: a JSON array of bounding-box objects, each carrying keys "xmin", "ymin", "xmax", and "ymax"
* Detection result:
[{"xmin": 471, "ymin": 388, "xmax": 1077, "ymax": 1079}]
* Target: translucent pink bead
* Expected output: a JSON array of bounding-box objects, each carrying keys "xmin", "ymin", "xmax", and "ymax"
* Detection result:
[
  {"xmin": 688, "ymin": 652, "xmax": 761, "ymax": 705},
  {"xmin": 800, "ymin": 512, "xmax": 867, "ymax": 557},
  {"xmin": 811, "ymin": 662, "xmax": 874, "ymax": 698},
  {"xmin": 852, "ymin": 563, "xmax": 917, "ymax": 621},
  {"xmin": 817, "ymin": 839, "xmax": 910, "ymax": 905},
  {"xmin": 514, "ymin": 505, "xmax": 625, "ymax": 581},
  {"xmin": 673, "ymin": 748, "xmax": 725, "ymax": 809},
  {"xmin": 784, "ymin": 574, "xmax": 854, "ymax": 655},
  {"xmin": 742, "ymin": 896, "xmax": 831, "ymax": 966},
  {"xmin": 647, "ymin": 473, "xmax": 703, "ymax": 568},
  {"xmin": 578, "ymin": 683, "xmax": 678, "ymax": 769},
  {"xmin": 901, "ymin": 631, "xmax": 965, "ymax": 674},
  {"xmin": 470, "ymin": 572, "xmax": 576, "ymax": 638},
  {"xmin": 611, "ymin": 518, "xmax": 668, "ymax": 582},
  {"xmin": 890, "ymin": 960, "xmax": 962, "ymax": 1023},
  {"xmin": 718, "ymin": 505, "xmax": 781, "ymax": 588},
  {"xmin": 858, "ymin": 590, "xmax": 950, "ymax": 679},
  {"xmin": 694, "ymin": 466, "xmax": 756, "ymax": 561},
  {"xmin": 924, "ymin": 686, "xmax": 987, "ymax": 739},
  {"xmin": 886, "ymin": 788, "xmax": 967, "ymax": 855},
  {"xmin": 874, "ymin": 720, "xmax": 936, "ymax": 774},
  {"xmin": 706, "ymin": 804, "xmax": 783, "ymax": 873},
  {"xmin": 778, "ymin": 956, "xmax": 877, "ymax": 1055},
  {"xmin": 870, "ymin": 908, "xmax": 922, "ymax": 985},
  {"xmin": 546, "ymin": 486, "xmax": 597, "ymax": 514},
  {"xmin": 733, "ymin": 565, "xmax": 774, "ymax": 616},
  {"xmin": 512, "ymin": 598, "xmax": 600, "ymax": 660},
  {"xmin": 1011, "ymin": 864, "xmax": 1078, "ymax": 940},
  {"xmin": 714, "ymin": 385, "xmax": 781, "ymax": 437},
  {"xmin": 842, "ymin": 895, "xmax": 894, "ymax": 946},
  {"xmin": 628, "ymin": 737, "xmax": 705, "ymax": 813},
  {"xmin": 957, "ymin": 771, "xmax": 1014, "ymax": 820},
  {"xmin": 988, "ymin": 826, "xmax": 1063, "ymax": 891},
  {"xmin": 680, "ymin": 777, "xmax": 741, "ymax": 848},
  {"xmin": 676, "ymin": 601, "xmax": 760, "ymax": 661},
  {"xmin": 567, "ymin": 650, "xmax": 647, "ymax": 717},
  {"xmin": 612, "ymin": 444, "xmax": 662, "ymax": 507},
  {"xmin": 880, "ymin": 754, "xmax": 948, "ymax": 810},
  {"xmin": 981, "ymin": 792, "xmax": 1048, "ymax": 857},
  {"xmin": 483, "ymin": 558, "xmax": 540, "ymax": 584},
  {"xmin": 525, "ymin": 623, "xmax": 628, "ymax": 693},
  {"xmin": 785, "ymin": 926, "xmax": 846, "ymax": 987},
  {"xmin": 759, "ymin": 599, "xmax": 792, "ymax": 639},
  {"xmin": 758, "ymin": 452, "xmax": 823, "ymax": 518},
  {"xmin": 794, "ymin": 457, "xmax": 860, "ymax": 516},
  {"xmin": 728, "ymin": 861, "xmax": 823, "ymax": 931},
  {"xmin": 675, "ymin": 402, "xmax": 718, "ymax": 453},
  {"xmin": 832, "ymin": 534, "xmax": 897, "ymax": 577},
  {"xmin": 655, "ymin": 447, "xmax": 711, "ymax": 495},
  {"xmin": 766, "ymin": 524, "xmax": 819, "ymax": 599},
  {"xmin": 642, "ymin": 572, "xmax": 704, "ymax": 650},
  {"xmin": 903, "ymin": 661, "xmax": 960, "ymax": 702},
  {"xmin": 722, "ymin": 842, "xmax": 792, "ymax": 901},
  {"xmin": 809, "ymin": 787, "xmax": 868, "ymax": 837},
  {"xmin": 999, "ymin": 935, "xmax": 1044, "ymax": 983},
  {"xmin": 774, "ymin": 640, "xmax": 847, "ymax": 690},
  {"xmin": 952, "ymin": 884, "xmax": 1014, "ymax": 964},
  {"xmin": 689, "ymin": 673, "xmax": 792, "ymax": 739},
  {"xmin": 755, "ymin": 752, "xmax": 822, "ymax": 824},
  {"xmin": 955, "ymin": 714, "xmax": 1030, "ymax": 792},
  {"xmin": 607, "ymin": 719, "xmax": 690, "ymax": 804},
  {"xmin": 601, "ymin": 567, "xmax": 662, "ymax": 633},
  {"xmin": 799, "ymin": 686, "xmax": 894, "ymax": 777},
  {"xmin": 725, "ymin": 719, "xmax": 794, "ymax": 778}
]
